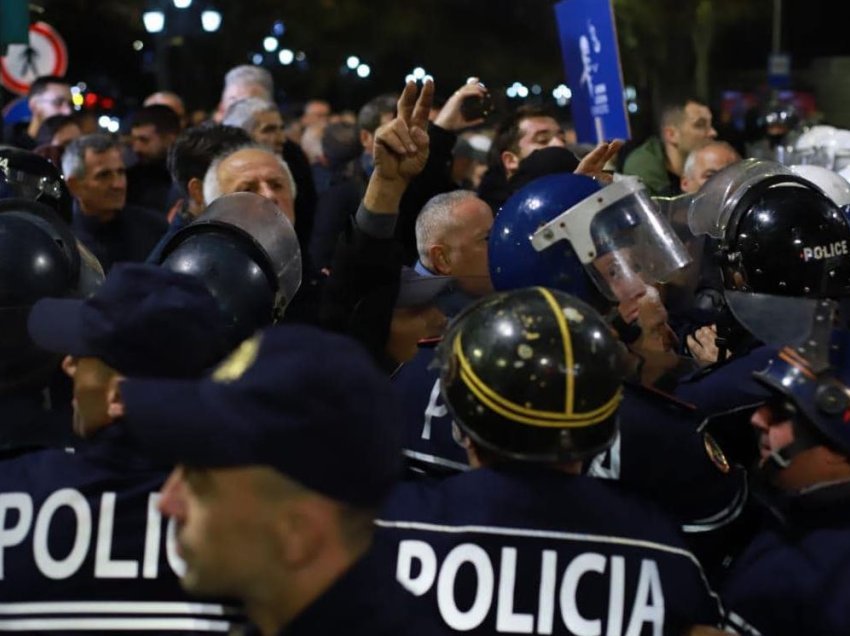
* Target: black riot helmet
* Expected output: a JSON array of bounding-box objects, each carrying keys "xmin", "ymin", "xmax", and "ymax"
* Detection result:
[
  {"xmin": 0, "ymin": 146, "xmax": 74, "ymax": 224},
  {"xmin": 157, "ymin": 192, "xmax": 302, "ymax": 348},
  {"xmin": 689, "ymin": 159, "xmax": 850, "ymax": 298},
  {"xmin": 0, "ymin": 199, "xmax": 104, "ymax": 391},
  {"xmin": 435, "ymin": 287, "xmax": 625, "ymax": 463}
]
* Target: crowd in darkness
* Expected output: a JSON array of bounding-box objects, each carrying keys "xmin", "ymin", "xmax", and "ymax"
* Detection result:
[{"xmin": 2, "ymin": 50, "xmax": 850, "ymax": 636}]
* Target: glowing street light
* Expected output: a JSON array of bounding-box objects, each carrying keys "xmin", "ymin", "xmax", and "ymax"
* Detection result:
[
  {"xmin": 201, "ymin": 10, "xmax": 222, "ymax": 32},
  {"xmin": 279, "ymin": 49, "xmax": 294, "ymax": 65},
  {"xmin": 346, "ymin": 55, "xmax": 360, "ymax": 70},
  {"xmin": 412, "ymin": 67, "xmax": 426, "ymax": 80},
  {"xmin": 356, "ymin": 63, "xmax": 371, "ymax": 78},
  {"xmin": 263, "ymin": 36, "xmax": 278, "ymax": 52},
  {"xmin": 143, "ymin": 11, "xmax": 165, "ymax": 33},
  {"xmin": 173, "ymin": 0, "xmax": 192, "ymax": 8}
]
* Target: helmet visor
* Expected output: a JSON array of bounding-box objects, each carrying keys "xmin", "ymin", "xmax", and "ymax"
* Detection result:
[
  {"xmin": 0, "ymin": 164, "xmax": 64, "ymax": 205},
  {"xmin": 531, "ymin": 177, "xmax": 691, "ymax": 302},
  {"xmin": 192, "ymin": 192, "xmax": 302, "ymax": 305},
  {"xmin": 688, "ymin": 159, "xmax": 793, "ymax": 239}
]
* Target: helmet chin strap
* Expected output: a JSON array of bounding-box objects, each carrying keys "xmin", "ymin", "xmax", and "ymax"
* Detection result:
[{"xmin": 760, "ymin": 417, "xmax": 823, "ymax": 481}]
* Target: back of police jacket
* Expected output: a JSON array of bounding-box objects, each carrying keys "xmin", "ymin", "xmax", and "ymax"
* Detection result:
[
  {"xmin": 0, "ymin": 428, "xmax": 239, "ymax": 634},
  {"xmin": 374, "ymin": 465, "xmax": 723, "ymax": 635}
]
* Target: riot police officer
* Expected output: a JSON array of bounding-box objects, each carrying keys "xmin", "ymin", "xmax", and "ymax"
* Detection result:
[
  {"xmin": 673, "ymin": 159, "xmax": 850, "ymax": 415},
  {"xmin": 484, "ymin": 174, "xmax": 747, "ymax": 565},
  {"xmin": 0, "ymin": 263, "xmax": 241, "ymax": 633},
  {"xmin": 155, "ymin": 191, "xmax": 302, "ymax": 348},
  {"xmin": 719, "ymin": 299, "xmax": 850, "ymax": 635},
  {"xmin": 0, "ymin": 198, "xmax": 102, "ymax": 453},
  {"xmin": 375, "ymin": 288, "xmax": 723, "ymax": 634}
]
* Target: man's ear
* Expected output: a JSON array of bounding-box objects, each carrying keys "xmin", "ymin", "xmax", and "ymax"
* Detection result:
[
  {"xmin": 61, "ymin": 355, "xmax": 77, "ymax": 379},
  {"xmin": 27, "ymin": 96, "xmax": 39, "ymax": 117},
  {"xmin": 501, "ymin": 150, "xmax": 520, "ymax": 176},
  {"xmin": 359, "ymin": 129, "xmax": 374, "ymax": 152},
  {"xmin": 65, "ymin": 174, "xmax": 82, "ymax": 197},
  {"xmin": 275, "ymin": 499, "xmax": 326, "ymax": 567},
  {"xmin": 186, "ymin": 177, "xmax": 205, "ymax": 210},
  {"xmin": 429, "ymin": 244, "xmax": 452, "ymax": 275},
  {"xmin": 662, "ymin": 124, "xmax": 679, "ymax": 146},
  {"xmin": 106, "ymin": 375, "xmax": 126, "ymax": 420}
]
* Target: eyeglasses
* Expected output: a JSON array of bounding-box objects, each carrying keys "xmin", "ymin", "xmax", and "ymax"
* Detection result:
[{"xmin": 37, "ymin": 96, "xmax": 72, "ymax": 108}]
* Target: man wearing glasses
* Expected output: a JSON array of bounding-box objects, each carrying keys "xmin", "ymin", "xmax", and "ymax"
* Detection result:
[{"xmin": 3, "ymin": 75, "xmax": 73, "ymax": 150}]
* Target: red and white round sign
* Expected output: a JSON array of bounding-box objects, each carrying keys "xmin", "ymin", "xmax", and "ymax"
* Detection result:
[{"xmin": 0, "ymin": 22, "xmax": 69, "ymax": 95}]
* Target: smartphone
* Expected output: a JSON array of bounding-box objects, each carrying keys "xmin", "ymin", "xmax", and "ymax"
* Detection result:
[{"xmin": 460, "ymin": 93, "xmax": 493, "ymax": 121}]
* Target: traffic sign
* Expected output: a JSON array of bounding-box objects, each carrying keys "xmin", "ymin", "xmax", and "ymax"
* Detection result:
[{"xmin": 0, "ymin": 22, "xmax": 68, "ymax": 95}]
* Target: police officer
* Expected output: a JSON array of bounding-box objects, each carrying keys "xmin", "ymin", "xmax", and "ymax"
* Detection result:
[
  {"xmin": 155, "ymin": 192, "xmax": 303, "ymax": 348},
  {"xmin": 673, "ymin": 159, "xmax": 850, "ymax": 416},
  {"xmin": 94, "ymin": 326, "xmax": 448, "ymax": 636},
  {"xmin": 0, "ymin": 263, "xmax": 239, "ymax": 633},
  {"xmin": 484, "ymin": 174, "xmax": 747, "ymax": 565},
  {"xmin": 375, "ymin": 287, "xmax": 723, "ymax": 634},
  {"xmin": 0, "ymin": 198, "xmax": 102, "ymax": 453},
  {"xmin": 720, "ymin": 299, "xmax": 850, "ymax": 635}
]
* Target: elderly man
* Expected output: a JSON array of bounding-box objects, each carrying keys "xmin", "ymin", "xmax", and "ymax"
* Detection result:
[
  {"xmin": 212, "ymin": 65, "xmax": 274, "ymax": 123},
  {"xmin": 623, "ymin": 95, "xmax": 718, "ymax": 195},
  {"xmin": 62, "ymin": 134, "xmax": 167, "ymax": 270},
  {"xmin": 222, "ymin": 97, "xmax": 286, "ymax": 155},
  {"xmin": 216, "ymin": 79, "xmax": 316, "ymax": 256},
  {"xmin": 414, "ymin": 189, "xmax": 493, "ymax": 302},
  {"xmin": 4, "ymin": 75, "xmax": 73, "ymax": 150},
  {"xmin": 680, "ymin": 140, "xmax": 741, "ymax": 194},
  {"xmin": 203, "ymin": 145, "xmax": 296, "ymax": 224}
]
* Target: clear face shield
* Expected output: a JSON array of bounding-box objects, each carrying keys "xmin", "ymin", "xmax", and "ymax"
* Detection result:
[
  {"xmin": 190, "ymin": 192, "xmax": 302, "ymax": 309},
  {"xmin": 687, "ymin": 158, "xmax": 793, "ymax": 239},
  {"xmin": 76, "ymin": 240, "xmax": 105, "ymax": 297},
  {"xmin": 531, "ymin": 177, "xmax": 691, "ymax": 304}
]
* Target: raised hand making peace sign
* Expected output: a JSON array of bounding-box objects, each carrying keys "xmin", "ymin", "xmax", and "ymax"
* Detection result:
[{"xmin": 372, "ymin": 79, "xmax": 434, "ymax": 184}]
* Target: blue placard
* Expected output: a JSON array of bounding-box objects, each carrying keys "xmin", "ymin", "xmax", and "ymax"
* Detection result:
[{"xmin": 554, "ymin": 0, "xmax": 630, "ymax": 144}]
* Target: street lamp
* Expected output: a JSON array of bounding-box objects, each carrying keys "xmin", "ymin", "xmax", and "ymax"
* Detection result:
[
  {"xmin": 356, "ymin": 63, "xmax": 370, "ymax": 78},
  {"xmin": 201, "ymin": 9, "xmax": 222, "ymax": 32},
  {"xmin": 173, "ymin": 0, "xmax": 192, "ymax": 8},
  {"xmin": 143, "ymin": 10, "xmax": 166, "ymax": 33}
]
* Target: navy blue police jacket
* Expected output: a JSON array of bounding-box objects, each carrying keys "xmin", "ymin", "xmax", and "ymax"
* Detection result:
[
  {"xmin": 238, "ymin": 547, "xmax": 449, "ymax": 636},
  {"xmin": 395, "ymin": 351, "xmax": 746, "ymax": 538},
  {"xmin": 393, "ymin": 347, "xmax": 470, "ymax": 478},
  {"xmin": 0, "ymin": 390, "xmax": 76, "ymax": 453},
  {"xmin": 374, "ymin": 464, "xmax": 723, "ymax": 635},
  {"xmin": 673, "ymin": 345, "xmax": 775, "ymax": 417},
  {"xmin": 0, "ymin": 427, "xmax": 238, "ymax": 634},
  {"xmin": 721, "ymin": 480, "xmax": 850, "ymax": 636}
]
